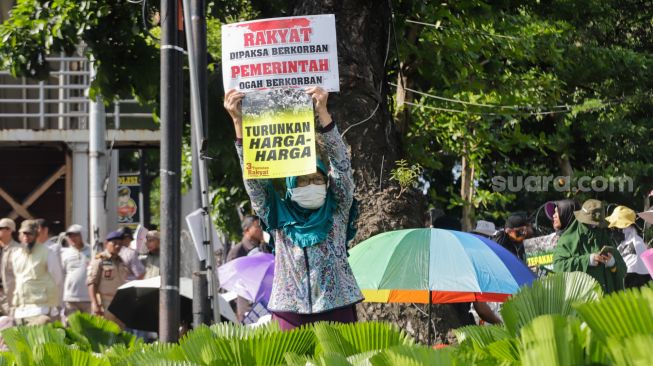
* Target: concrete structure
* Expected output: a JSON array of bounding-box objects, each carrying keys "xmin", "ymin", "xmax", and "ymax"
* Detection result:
[{"xmin": 0, "ymin": 54, "xmax": 160, "ymax": 239}]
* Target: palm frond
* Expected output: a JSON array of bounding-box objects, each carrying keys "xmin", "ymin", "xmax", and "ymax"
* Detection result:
[
  {"xmin": 501, "ymin": 271, "xmax": 602, "ymax": 335},
  {"xmin": 248, "ymin": 325, "xmax": 316, "ymax": 365},
  {"xmin": 313, "ymin": 321, "xmax": 412, "ymax": 358},
  {"xmin": 315, "ymin": 352, "xmax": 353, "ymax": 366},
  {"xmin": 1, "ymin": 324, "xmax": 66, "ymax": 366},
  {"xmin": 454, "ymin": 325, "xmax": 510, "ymax": 350},
  {"xmin": 575, "ymin": 286, "xmax": 653, "ymax": 341},
  {"xmin": 33, "ymin": 343, "xmax": 108, "ymax": 366},
  {"xmin": 284, "ymin": 352, "xmax": 315, "ymax": 366},
  {"xmin": 178, "ymin": 325, "xmax": 222, "ymax": 364},
  {"xmin": 485, "ymin": 338, "xmax": 520, "ymax": 365},
  {"xmin": 605, "ymin": 334, "xmax": 653, "ymax": 366},
  {"xmin": 65, "ymin": 313, "xmax": 135, "ymax": 353},
  {"xmin": 0, "ymin": 352, "xmax": 16, "ymax": 366},
  {"xmin": 369, "ymin": 345, "xmax": 457, "ymax": 366},
  {"xmin": 210, "ymin": 320, "xmax": 280, "ymax": 339},
  {"xmin": 180, "ymin": 322, "xmax": 315, "ymax": 365},
  {"xmin": 519, "ymin": 315, "xmax": 586, "ymax": 366},
  {"xmin": 120, "ymin": 342, "xmax": 190, "ymax": 365}
]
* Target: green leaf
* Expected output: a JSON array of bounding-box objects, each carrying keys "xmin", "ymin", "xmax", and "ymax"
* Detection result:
[
  {"xmin": 1, "ymin": 325, "xmax": 66, "ymax": 366},
  {"xmin": 0, "ymin": 351, "xmax": 16, "ymax": 366},
  {"xmin": 605, "ymin": 334, "xmax": 653, "ymax": 366},
  {"xmin": 454, "ymin": 325, "xmax": 511, "ymax": 350},
  {"xmin": 313, "ymin": 322, "xmax": 412, "ymax": 358},
  {"xmin": 519, "ymin": 315, "xmax": 586, "ymax": 366},
  {"xmin": 575, "ymin": 285, "xmax": 653, "ymax": 341},
  {"xmin": 180, "ymin": 322, "xmax": 315, "ymax": 365},
  {"xmin": 33, "ymin": 343, "xmax": 108, "ymax": 366},
  {"xmin": 369, "ymin": 345, "xmax": 458, "ymax": 366},
  {"xmin": 501, "ymin": 271, "xmax": 603, "ymax": 335},
  {"xmin": 64, "ymin": 313, "xmax": 136, "ymax": 353}
]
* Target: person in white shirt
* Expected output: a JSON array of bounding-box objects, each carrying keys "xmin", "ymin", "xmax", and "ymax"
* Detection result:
[
  {"xmin": 606, "ymin": 206, "xmax": 652, "ymax": 288},
  {"xmin": 60, "ymin": 224, "xmax": 93, "ymax": 316},
  {"xmin": 10, "ymin": 220, "xmax": 64, "ymax": 326}
]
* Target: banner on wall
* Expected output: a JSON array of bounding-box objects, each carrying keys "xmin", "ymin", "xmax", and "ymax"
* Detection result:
[
  {"xmin": 241, "ymin": 89, "xmax": 316, "ymax": 179},
  {"xmin": 222, "ymin": 15, "xmax": 339, "ymax": 92},
  {"xmin": 117, "ymin": 174, "xmax": 139, "ymax": 229}
]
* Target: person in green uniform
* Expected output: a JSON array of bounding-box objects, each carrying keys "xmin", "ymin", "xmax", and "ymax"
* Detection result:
[{"xmin": 553, "ymin": 199, "xmax": 627, "ymax": 293}]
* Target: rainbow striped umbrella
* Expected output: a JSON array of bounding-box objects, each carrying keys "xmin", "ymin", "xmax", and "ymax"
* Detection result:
[{"xmin": 349, "ymin": 228, "xmax": 536, "ymax": 304}]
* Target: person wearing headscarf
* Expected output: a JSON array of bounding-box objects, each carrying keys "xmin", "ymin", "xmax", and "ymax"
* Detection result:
[
  {"xmin": 606, "ymin": 206, "xmax": 651, "ymax": 288},
  {"xmin": 545, "ymin": 199, "xmax": 579, "ymax": 241},
  {"xmin": 553, "ymin": 199, "xmax": 627, "ymax": 293},
  {"xmin": 224, "ymin": 87, "xmax": 362, "ymax": 330},
  {"xmin": 493, "ymin": 212, "xmax": 532, "ymax": 262}
]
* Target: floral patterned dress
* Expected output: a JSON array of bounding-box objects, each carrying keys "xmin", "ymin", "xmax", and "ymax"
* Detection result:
[{"xmin": 236, "ymin": 124, "xmax": 363, "ymax": 314}]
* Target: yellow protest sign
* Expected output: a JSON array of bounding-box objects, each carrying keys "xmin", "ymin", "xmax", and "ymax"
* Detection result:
[{"xmin": 242, "ymin": 89, "xmax": 316, "ymax": 179}]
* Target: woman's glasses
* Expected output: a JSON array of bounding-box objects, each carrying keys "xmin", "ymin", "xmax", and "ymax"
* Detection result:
[{"xmin": 296, "ymin": 175, "xmax": 327, "ymax": 187}]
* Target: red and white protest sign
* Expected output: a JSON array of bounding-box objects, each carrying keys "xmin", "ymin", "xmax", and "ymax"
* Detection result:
[{"xmin": 221, "ymin": 15, "xmax": 340, "ymax": 92}]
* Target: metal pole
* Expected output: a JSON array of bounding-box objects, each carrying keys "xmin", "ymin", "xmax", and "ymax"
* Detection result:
[
  {"xmin": 138, "ymin": 149, "xmax": 146, "ymax": 226},
  {"xmin": 88, "ymin": 61, "xmax": 107, "ymax": 254},
  {"xmin": 189, "ymin": 0, "xmax": 210, "ymax": 326},
  {"xmin": 427, "ymin": 290, "xmax": 433, "ymax": 345},
  {"xmin": 182, "ymin": 0, "xmax": 220, "ymax": 324},
  {"xmin": 159, "ymin": 0, "xmax": 184, "ymax": 342}
]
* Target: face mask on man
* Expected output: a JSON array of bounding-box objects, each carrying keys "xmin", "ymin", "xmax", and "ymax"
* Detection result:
[{"xmin": 290, "ymin": 184, "xmax": 327, "ymax": 210}]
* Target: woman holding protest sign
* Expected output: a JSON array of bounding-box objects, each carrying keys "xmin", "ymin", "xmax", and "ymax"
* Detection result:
[{"xmin": 224, "ymin": 87, "xmax": 363, "ymax": 330}]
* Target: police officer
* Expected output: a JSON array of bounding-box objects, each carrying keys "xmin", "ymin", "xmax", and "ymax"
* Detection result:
[{"xmin": 86, "ymin": 230, "xmax": 130, "ymax": 328}]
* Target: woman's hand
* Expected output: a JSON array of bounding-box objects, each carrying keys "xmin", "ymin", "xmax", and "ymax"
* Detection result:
[
  {"xmin": 224, "ymin": 89, "xmax": 246, "ymax": 138},
  {"xmin": 306, "ymin": 86, "xmax": 332, "ymax": 127}
]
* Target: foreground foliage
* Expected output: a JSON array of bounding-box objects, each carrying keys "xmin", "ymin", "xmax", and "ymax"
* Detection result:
[{"xmin": 1, "ymin": 272, "xmax": 651, "ymax": 365}]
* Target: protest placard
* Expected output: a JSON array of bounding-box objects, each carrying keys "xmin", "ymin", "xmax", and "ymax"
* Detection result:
[
  {"xmin": 222, "ymin": 15, "xmax": 339, "ymax": 92},
  {"xmin": 241, "ymin": 89, "xmax": 316, "ymax": 179},
  {"xmin": 524, "ymin": 233, "xmax": 557, "ymax": 277}
]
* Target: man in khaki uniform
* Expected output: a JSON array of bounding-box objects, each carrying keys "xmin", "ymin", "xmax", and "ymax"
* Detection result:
[
  {"xmin": 0, "ymin": 218, "xmax": 20, "ymax": 316},
  {"xmin": 11, "ymin": 220, "xmax": 62, "ymax": 326},
  {"xmin": 87, "ymin": 230, "xmax": 131, "ymax": 328}
]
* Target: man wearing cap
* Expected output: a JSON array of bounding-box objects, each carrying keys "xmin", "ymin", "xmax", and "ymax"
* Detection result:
[
  {"xmin": 60, "ymin": 224, "xmax": 93, "ymax": 315},
  {"xmin": 10, "ymin": 220, "xmax": 63, "ymax": 325},
  {"xmin": 606, "ymin": 206, "xmax": 651, "ymax": 288},
  {"xmin": 553, "ymin": 199, "xmax": 627, "ymax": 293},
  {"xmin": 87, "ymin": 230, "xmax": 131, "ymax": 328},
  {"xmin": 492, "ymin": 212, "xmax": 533, "ymax": 262},
  {"xmin": 139, "ymin": 230, "xmax": 160, "ymax": 279},
  {"xmin": 117, "ymin": 227, "xmax": 145, "ymax": 281},
  {"xmin": 0, "ymin": 218, "xmax": 20, "ymax": 316}
]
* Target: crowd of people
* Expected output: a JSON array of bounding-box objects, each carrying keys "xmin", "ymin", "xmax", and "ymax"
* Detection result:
[
  {"xmin": 0, "ymin": 218, "xmax": 161, "ymax": 328},
  {"xmin": 487, "ymin": 199, "xmax": 651, "ymax": 293},
  {"xmin": 0, "ymin": 86, "xmax": 648, "ymax": 340},
  {"xmin": 225, "ymin": 87, "xmax": 652, "ymax": 333}
]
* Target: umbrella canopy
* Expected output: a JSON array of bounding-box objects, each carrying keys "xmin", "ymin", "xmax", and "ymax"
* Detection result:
[
  {"xmin": 217, "ymin": 253, "xmax": 274, "ymax": 307},
  {"xmin": 638, "ymin": 209, "xmax": 653, "ymax": 225},
  {"xmin": 349, "ymin": 228, "xmax": 536, "ymax": 304},
  {"xmin": 108, "ymin": 276, "xmax": 237, "ymax": 332}
]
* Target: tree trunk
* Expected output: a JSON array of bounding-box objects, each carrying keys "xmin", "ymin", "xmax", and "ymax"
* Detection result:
[
  {"xmin": 393, "ymin": 24, "xmax": 419, "ymax": 135},
  {"xmin": 460, "ymin": 154, "xmax": 475, "ymax": 232},
  {"xmin": 293, "ymin": 1, "xmax": 458, "ymax": 345},
  {"xmin": 557, "ymin": 155, "xmax": 573, "ymax": 177}
]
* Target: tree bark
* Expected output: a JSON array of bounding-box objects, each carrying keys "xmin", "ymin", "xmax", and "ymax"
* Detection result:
[
  {"xmin": 460, "ymin": 153, "xmax": 475, "ymax": 232},
  {"xmin": 292, "ymin": 1, "xmax": 457, "ymax": 345}
]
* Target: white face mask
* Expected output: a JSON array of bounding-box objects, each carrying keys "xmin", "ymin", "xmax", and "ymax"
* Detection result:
[{"xmin": 290, "ymin": 184, "xmax": 327, "ymax": 210}]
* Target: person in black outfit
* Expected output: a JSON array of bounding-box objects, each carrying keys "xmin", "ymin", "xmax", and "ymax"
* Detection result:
[{"xmin": 493, "ymin": 212, "xmax": 532, "ymax": 262}]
